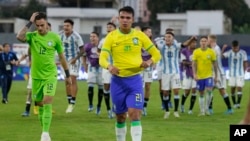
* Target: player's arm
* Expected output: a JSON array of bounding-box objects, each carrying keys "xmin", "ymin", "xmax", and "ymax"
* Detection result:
[
  {"xmin": 16, "ymin": 54, "xmax": 28, "ymax": 65},
  {"xmin": 212, "ymin": 60, "xmax": 218, "ymax": 80},
  {"xmin": 192, "ymin": 60, "xmax": 198, "ymax": 80},
  {"xmin": 243, "ymin": 51, "xmax": 248, "ymax": 72},
  {"xmin": 82, "ymin": 53, "xmax": 88, "ymax": 73},
  {"xmin": 181, "ymin": 36, "xmax": 197, "ymax": 48},
  {"xmin": 221, "ymin": 44, "xmax": 228, "ymax": 58},
  {"xmin": 16, "ymin": 12, "xmax": 38, "ymax": 42},
  {"xmin": 99, "ymin": 34, "xmax": 112, "ymax": 69},
  {"xmin": 58, "ymin": 52, "xmax": 72, "ymax": 84}
]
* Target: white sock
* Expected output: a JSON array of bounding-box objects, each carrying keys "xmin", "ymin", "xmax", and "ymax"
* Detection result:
[
  {"xmin": 131, "ymin": 121, "xmax": 142, "ymax": 141},
  {"xmin": 115, "ymin": 123, "xmax": 126, "ymax": 141},
  {"xmin": 206, "ymin": 91, "xmax": 213, "ymax": 110},
  {"xmin": 199, "ymin": 96, "xmax": 205, "ymax": 113}
]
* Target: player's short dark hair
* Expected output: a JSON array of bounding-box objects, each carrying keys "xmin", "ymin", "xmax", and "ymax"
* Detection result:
[
  {"xmin": 141, "ymin": 26, "xmax": 151, "ymax": 32},
  {"xmin": 119, "ymin": 6, "xmax": 134, "ymax": 17},
  {"xmin": 91, "ymin": 31, "xmax": 99, "ymax": 37},
  {"xmin": 64, "ymin": 19, "xmax": 74, "ymax": 26},
  {"xmin": 232, "ymin": 40, "xmax": 239, "ymax": 47},
  {"xmin": 199, "ymin": 36, "xmax": 207, "ymax": 40},
  {"xmin": 107, "ymin": 22, "xmax": 116, "ymax": 28},
  {"xmin": 165, "ymin": 28, "xmax": 174, "ymax": 34},
  {"xmin": 165, "ymin": 31, "xmax": 175, "ymax": 37},
  {"xmin": 35, "ymin": 12, "xmax": 47, "ymax": 21},
  {"xmin": 2, "ymin": 43, "xmax": 9, "ymax": 47}
]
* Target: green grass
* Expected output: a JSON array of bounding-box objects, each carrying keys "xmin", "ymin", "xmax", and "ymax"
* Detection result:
[{"xmin": 0, "ymin": 80, "xmax": 249, "ymax": 141}]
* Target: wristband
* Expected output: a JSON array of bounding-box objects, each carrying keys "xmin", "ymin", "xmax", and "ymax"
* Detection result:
[
  {"xmin": 25, "ymin": 21, "xmax": 32, "ymax": 28},
  {"xmin": 65, "ymin": 70, "xmax": 70, "ymax": 78}
]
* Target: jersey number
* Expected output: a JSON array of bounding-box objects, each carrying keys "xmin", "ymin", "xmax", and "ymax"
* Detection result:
[
  {"xmin": 167, "ymin": 51, "xmax": 173, "ymax": 57},
  {"xmin": 40, "ymin": 47, "xmax": 46, "ymax": 54},
  {"xmin": 135, "ymin": 93, "xmax": 142, "ymax": 102}
]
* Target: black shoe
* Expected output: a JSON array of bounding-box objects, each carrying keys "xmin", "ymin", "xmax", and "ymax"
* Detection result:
[{"xmin": 2, "ymin": 99, "xmax": 8, "ymax": 104}]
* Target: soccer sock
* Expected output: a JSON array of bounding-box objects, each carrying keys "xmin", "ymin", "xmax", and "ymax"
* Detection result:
[
  {"xmin": 209, "ymin": 97, "xmax": 213, "ymax": 109},
  {"xmin": 143, "ymin": 98, "xmax": 149, "ymax": 108},
  {"xmin": 199, "ymin": 96, "xmax": 205, "ymax": 113},
  {"xmin": 163, "ymin": 96, "xmax": 169, "ymax": 112},
  {"xmin": 103, "ymin": 90, "xmax": 111, "ymax": 110},
  {"xmin": 115, "ymin": 122, "xmax": 127, "ymax": 141},
  {"xmin": 25, "ymin": 103, "xmax": 31, "ymax": 113},
  {"xmin": 130, "ymin": 121, "xmax": 142, "ymax": 141},
  {"xmin": 168, "ymin": 90, "xmax": 172, "ymax": 102},
  {"xmin": 38, "ymin": 106, "xmax": 44, "ymax": 126},
  {"xmin": 189, "ymin": 93, "xmax": 197, "ymax": 110},
  {"xmin": 160, "ymin": 91, "xmax": 164, "ymax": 108},
  {"xmin": 237, "ymin": 92, "xmax": 242, "ymax": 105},
  {"xmin": 97, "ymin": 89, "xmax": 103, "ymax": 108},
  {"xmin": 42, "ymin": 104, "xmax": 52, "ymax": 132},
  {"xmin": 181, "ymin": 93, "xmax": 187, "ymax": 106},
  {"xmin": 231, "ymin": 94, "xmax": 236, "ymax": 105},
  {"xmin": 206, "ymin": 91, "xmax": 213, "ymax": 110},
  {"xmin": 223, "ymin": 94, "xmax": 232, "ymax": 109},
  {"xmin": 174, "ymin": 95, "xmax": 180, "ymax": 112},
  {"xmin": 70, "ymin": 97, "xmax": 76, "ymax": 105},
  {"xmin": 67, "ymin": 94, "xmax": 72, "ymax": 104},
  {"xmin": 88, "ymin": 86, "xmax": 94, "ymax": 106}
]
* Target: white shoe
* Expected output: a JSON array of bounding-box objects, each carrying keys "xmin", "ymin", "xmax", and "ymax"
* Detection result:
[
  {"xmin": 66, "ymin": 104, "xmax": 74, "ymax": 113},
  {"xmin": 188, "ymin": 110, "xmax": 193, "ymax": 115},
  {"xmin": 108, "ymin": 110, "xmax": 114, "ymax": 119},
  {"xmin": 198, "ymin": 112, "xmax": 205, "ymax": 116},
  {"xmin": 174, "ymin": 112, "xmax": 180, "ymax": 118},
  {"xmin": 40, "ymin": 132, "xmax": 51, "ymax": 141},
  {"xmin": 164, "ymin": 112, "xmax": 170, "ymax": 119},
  {"xmin": 205, "ymin": 109, "xmax": 211, "ymax": 116}
]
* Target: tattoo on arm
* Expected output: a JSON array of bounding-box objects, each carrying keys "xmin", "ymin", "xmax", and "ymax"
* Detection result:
[{"xmin": 16, "ymin": 26, "xmax": 29, "ymax": 42}]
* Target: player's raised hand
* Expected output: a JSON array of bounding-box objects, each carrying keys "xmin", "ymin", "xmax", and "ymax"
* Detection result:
[{"xmin": 30, "ymin": 12, "xmax": 39, "ymax": 23}]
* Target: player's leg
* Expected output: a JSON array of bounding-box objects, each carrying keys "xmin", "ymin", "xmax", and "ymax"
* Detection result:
[
  {"xmin": 111, "ymin": 75, "xmax": 128, "ymax": 141},
  {"xmin": 181, "ymin": 77, "xmax": 191, "ymax": 113},
  {"xmin": 161, "ymin": 74, "xmax": 171, "ymax": 118},
  {"xmin": 6, "ymin": 74, "xmax": 13, "ymax": 101},
  {"xmin": 102, "ymin": 69, "xmax": 112, "ymax": 118},
  {"xmin": 188, "ymin": 82, "xmax": 197, "ymax": 114},
  {"xmin": 87, "ymin": 69, "xmax": 96, "ymax": 111},
  {"xmin": 142, "ymin": 69, "xmax": 152, "ymax": 116},
  {"xmin": 126, "ymin": 74, "xmax": 143, "ymax": 141},
  {"xmin": 96, "ymin": 70, "xmax": 104, "ymax": 115},
  {"xmin": 22, "ymin": 87, "xmax": 32, "ymax": 117},
  {"xmin": 205, "ymin": 77, "xmax": 214, "ymax": 115},
  {"xmin": 217, "ymin": 75, "xmax": 232, "ymax": 113},
  {"xmin": 236, "ymin": 76, "xmax": 245, "ymax": 108},
  {"xmin": 229, "ymin": 77, "xmax": 237, "ymax": 107},
  {"xmin": 197, "ymin": 79, "xmax": 206, "ymax": 116},
  {"xmin": 1, "ymin": 74, "xmax": 8, "ymax": 103},
  {"xmin": 172, "ymin": 74, "xmax": 182, "ymax": 117}
]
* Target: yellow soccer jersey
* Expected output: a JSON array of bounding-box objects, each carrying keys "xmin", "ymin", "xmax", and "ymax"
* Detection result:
[
  {"xmin": 192, "ymin": 47, "xmax": 216, "ymax": 79},
  {"xmin": 99, "ymin": 28, "xmax": 161, "ymax": 77}
]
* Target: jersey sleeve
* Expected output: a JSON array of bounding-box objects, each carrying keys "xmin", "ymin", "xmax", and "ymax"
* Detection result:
[
  {"xmin": 141, "ymin": 33, "xmax": 161, "ymax": 64},
  {"xmin": 76, "ymin": 33, "xmax": 84, "ymax": 47},
  {"xmin": 99, "ymin": 33, "xmax": 112, "ymax": 69},
  {"xmin": 180, "ymin": 52, "xmax": 186, "ymax": 62},
  {"xmin": 211, "ymin": 49, "xmax": 216, "ymax": 61},
  {"xmin": 223, "ymin": 50, "xmax": 229, "ymax": 58},
  {"xmin": 98, "ymin": 38, "xmax": 105, "ymax": 49},
  {"xmin": 55, "ymin": 35, "xmax": 64, "ymax": 54},
  {"xmin": 192, "ymin": 50, "xmax": 198, "ymax": 61},
  {"xmin": 25, "ymin": 32, "xmax": 32, "ymax": 44},
  {"xmin": 243, "ymin": 50, "xmax": 248, "ymax": 61}
]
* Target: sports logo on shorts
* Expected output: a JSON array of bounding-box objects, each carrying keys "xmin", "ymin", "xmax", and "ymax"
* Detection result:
[
  {"xmin": 132, "ymin": 37, "xmax": 139, "ymax": 45},
  {"xmin": 48, "ymin": 41, "xmax": 52, "ymax": 47}
]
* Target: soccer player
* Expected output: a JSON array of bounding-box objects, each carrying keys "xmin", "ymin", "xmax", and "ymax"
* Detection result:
[
  {"xmin": 192, "ymin": 36, "xmax": 217, "ymax": 116},
  {"xmin": 180, "ymin": 37, "xmax": 197, "ymax": 114},
  {"xmin": 158, "ymin": 32, "xmax": 195, "ymax": 119},
  {"xmin": 59, "ymin": 19, "xmax": 84, "ymax": 113},
  {"xmin": 0, "ymin": 43, "xmax": 19, "ymax": 104},
  {"xmin": 207, "ymin": 34, "xmax": 233, "ymax": 114},
  {"xmin": 99, "ymin": 6, "xmax": 161, "ymax": 141},
  {"xmin": 83, "ymin": 31, "xmax": 103, "ymax": 114},
  {"xmin": 16, "ymin": 12, "xmax": 71, "ymax": 141},
  {"xmin": 222, "ymin": 40, "xmax": 248, "ymax": 109},
  {"xmin": 141, "ymin": 26, "xmax": 153, "ymax": 116},
  {"xmin": 97, "ymin": 22, "xmax": 116, "ymax": 118}
]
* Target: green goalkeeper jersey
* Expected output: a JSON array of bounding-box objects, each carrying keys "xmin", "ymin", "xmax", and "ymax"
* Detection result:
[{"xmin": 26, "ymin": 31, "xmax": 64, "ymax": 79}]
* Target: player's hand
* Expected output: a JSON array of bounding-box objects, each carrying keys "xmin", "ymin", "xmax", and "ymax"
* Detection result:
[
  {"xmin": 69, "ymin": 58, "xmax": 76, "ymax": 65},
  {"xmin": 193, "ymin": 74, "xmax": 198, "ymax": 81},
  {"xmin": 214, "ymin": 76, "xmax": 218, "ymax": 84},
  {"xmin": 140, "ymin": 59, "xmax": 153, "ymax": 68},
  {"xmin": 30, "ymin": 12, "xmax": 39, "ymax": 23},
  {"xmin": 65, "ymin": 77, "xmax": 72, "ymax": 86},
  {"xmin": 10, "ymin": 60, "xmax": 16, "ymax": 65},
  {"xmin": 222, "ymin": 44, "xmax": 228, "ymax": 51},
  {"xmin": 15, "ymin": 60, "xmax": 20, "ymax": 66},
  {"xmin": 108, "ymin": 65, "xmax": 119, "ymax": 75}
]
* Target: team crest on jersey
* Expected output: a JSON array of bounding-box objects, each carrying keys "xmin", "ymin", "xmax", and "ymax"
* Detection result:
[
  {"xmin": 132, "ymin": 37, "xmax": 139, "ymax": 45},
  {"xmin": 48, "ymin": 41, "xmax": 52, "ymax": 47},
  {"xmin": 207, "ymin": 55, "xmax": 211, "ymax": 59}
]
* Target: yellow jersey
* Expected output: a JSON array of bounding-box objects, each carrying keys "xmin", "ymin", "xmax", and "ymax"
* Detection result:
[
  {"xmin": 99, "ymin": 28, "xmax": 161, "ymax": 77},
  {"xmin": 192, "ymin": 47, "xmax": 216, "ymax": 79}
]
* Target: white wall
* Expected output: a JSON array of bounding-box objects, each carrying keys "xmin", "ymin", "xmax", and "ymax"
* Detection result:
[{"xmin": 186, "ymin": 11, "xmax": 223, "ymax": 35}]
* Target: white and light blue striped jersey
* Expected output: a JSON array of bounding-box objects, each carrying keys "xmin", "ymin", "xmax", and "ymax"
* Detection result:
[
  {"xmin": 223, "ymin": 49, "xmax": 247, "ymax": 77},
  {"xmin": 158, "ymin": 42, "xmax": 182, "ymax": 74},
  {"xmin": 59, "ymin": 30, "xmax": 84, "ymax": 61},
  {"xmin": 213, "ymin": 45, "xmax": 225, "ymax": 75}
]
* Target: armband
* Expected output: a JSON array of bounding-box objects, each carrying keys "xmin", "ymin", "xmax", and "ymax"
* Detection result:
[
  {"xmin": 64, "ymin": 70, "xmax": 70, "ymax": 78},
  {"xmin": 25, "ymin": 21, "xmax": 32, "ymax": 28}
]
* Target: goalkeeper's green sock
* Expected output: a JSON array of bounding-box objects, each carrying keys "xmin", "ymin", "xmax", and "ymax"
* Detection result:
[
  {"xmin": 42, "ymin": 104, "xmax": 52, "ymax": 132},
  {"xmin": 38, "ymin": 106, "xmax": 44, "ymax": 127}
]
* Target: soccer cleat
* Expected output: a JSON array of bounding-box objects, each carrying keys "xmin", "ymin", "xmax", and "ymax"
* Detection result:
[
  {"xmin": 52, "ymin": 109, "xmax": 56, "ymax": 114},
  {"xmin": 205, "ymin": 110, "xmax": 211, "ymax": 116},
  {"xmin": 236, "ymin": 104, "xmax": 241, "ymax": 109},
  {"xmin": 180, "ymin": 105, "xmax": 185, "ymax": 113},
  {"xmin": 33, "ymin": 106, "xmax": 39, "ymax": 115},
  {"xmin": 209, "ymin": 109, "xmax": 213, "ymax": 115},
  {"xmin": 174, "ymin": 112, "xmax": 180, "ymax": 118},
  {"xmin": 188, "ymin": 110, "xmax": 193, "ymax": 115},
  {"xmin": 21, "ymin": 111, "xmax": 30, "ymax": 117},
  {"xmin": 40, "ymin": 132, "xmax": 51, "ymax": 141},
  {"xmin": 142, "ymin": 108, "xmax": 147, "ymax": 116},
  {"xmin": 2, "ymin": 99, "xmax": 8, "ymax": 104},
  {"xmin": 225, "ymin": 109, "xmax": 233, "ymax": 115},
  {"xmin": 96, "ymin": 107, "xmax": 101, "ymax": 115},
  {"xmin": 88, "ymin": 105, "xmax": 94, "ymax": 112},
  {"xmin": 107, "ymin": 110, "xmax": 114, "ymax": 119},
  {"xmin": 164, "ymin": 112, "xmax": 170, "ymax": 119},
  {"xmin": 66, "ymin": 104, "xmax": 74, "ymax": 113}
]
